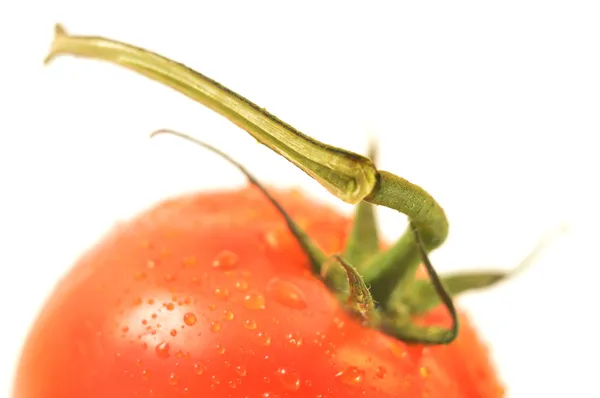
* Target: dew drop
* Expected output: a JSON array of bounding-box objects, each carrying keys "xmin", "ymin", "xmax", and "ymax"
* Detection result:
[
  {"xmin": 244, "ymin": 319, "xmax": 257, "ymax": 330},
  {"xmin": 276, "ymin": 368, "xmax": 301, "ymax": 391},
  {"xmin": 210, "ymin": 321, "xmax": 222, "ymax": 332},
  {"xmin": 376, "ymin": 366, "xmax": 387, "ymax": 379},
  {"xmin": 165, "ymin": 302, "xmax": 175, "ymax": 311},
  {"xmin": 170, "ymin": 329, "xmax": 177, "ymax": 337},
  {"xmin": 147, "ymin": 260, "xmax": 157, "ymax": 269},
  {"xmin": 235, "ymin": 280, "xmax": 249, "ymax": 291},
  {"xmin": 183, "ymin": 255, "xmax": 197, "ymax": 267},
  {"xmin": 216, "ymin": 344, "xmax": 226, "ymax": 354},
  {"xmin": 419, "ymin": 366, "xmax": 429, "ymax": 379},
  {"xmin": 255, "ymin": 331, "xmax": 271, "ymax": 346},
  {"xmin": 213, "ymin": 250, "xmax": 238, "ymax": 270},
  {"xmin": 335, "ymin": 366, "xmax": 365, "ymax": 386},
  {"xmin": 266, "ymin": 278, "xmax": 307, "ymax": 309},
  {"xmin": 183, "ymin": 312, "xmax": 197, "ymax": 326},
  {"xmin": 155, "ymin": 342, "xmax": 170, "ymax": 359},
  {"xmin": 168, "ymin": 372, "xmax": 178, "ymax": 386},
  {"xmin": 223, "ymin": 310, "xmax": 235, "ymax": 321},
  {"xmin": 236, "ymin": 365, "xmax": 247, "ymax": 377},
  {"xmin": 214, "ymin": 287, "xmax": 230, "ymax": 300},
  {"xmin": 244, "ymin": 291, "xmax": 266, "ymax": 310},
  {"xmin": 141, "ymin": 369, "xmax": 151, "ymax": 380},
  {"xmin": 121, "ymin": 326, "xmax": 130, "ymax": 333},
  {"xmin": 193, "ymin": 362, "xmax": 206, "ymax": 375}
]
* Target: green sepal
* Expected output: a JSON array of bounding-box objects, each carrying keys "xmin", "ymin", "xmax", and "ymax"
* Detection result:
[
  {"xmin": 325, "ymin": 254, "xmax": 376, "ymax": 324},
  {"xmin": 150, "ymin": 129, "xmax": 329, "ymax": 274},
  {"xmin": 401, "ymin": 272, "xmax": 508, "ymax": 316},
  {"xmin": 400, "ymin": 224, "xmax": 566, "ymax": 316}
]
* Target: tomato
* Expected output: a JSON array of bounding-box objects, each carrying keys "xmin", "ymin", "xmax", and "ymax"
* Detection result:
[{"xmin": 13, "ymin": 185, "xmax": 503, "ymax": 397}]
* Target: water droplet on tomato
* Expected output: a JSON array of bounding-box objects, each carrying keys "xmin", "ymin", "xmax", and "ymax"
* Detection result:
[
  {"xmin": 376, "ymin": 366, "xmax": 387, "ymax": 379},
  {"xmin": 183, "ymin": 312, "xmax": 197, "ymax": 326},
  {"xmin": 235, "ymin": 279, "xmax": 249, "ymax": 291},
  {"xmin": 155, "ymin": 342, "xmax": 170, "ymax": 359},
  {"xmin": 213, "ymin": 250, "xmax": 238, "ymax": 270},
  {"xmin": 335, "ymin": 366, "xmax": 365, "ymax": 385},
  {"xmin": 286, "ymin": 332, "xmax": 303, "ymax": 347},
  {"xmin": 214, "ymin": 287, "xmax": 230, "ymax": 300},
  {"xmin": 216, "ymin": 344, "xmax": 226, "ymax": 354},
  {"xmin": 134, "ymin": 271, "xmax": 147, "ymax": 281},
  {"xmin": 183, "ymin": 255, "xmax": 197, "ymax": 267},
  {"xmin": 244, "ymin": 319, "xmax": 257, "ymax": 330},
  {"xmin": 147, "ymin": 260, "xmax": 157, "ymax": 269},
  {"xmin": 170, "ymin": 329, "xmax": 177, "ymax": 337},
  {"xmin": 165, "ymin": 302, "xmax": 175, "ymax": 311},
  {"xmin": 236, "ymin": 365, "xmax": 247, "ymax": 377},
  {"xmin": 141, "ymin": 369, "xmax": 151, "ymax": 380},
  {"xmin": 255, "ymin": 331, "xmax": 271, "ymax": 346},
  {"xmin": 164, "ymin": 273, "xmax": 176, "ymax": 282},
  {"xmin": 210, "ymin": 321, "xmax": 222, "ymax": 332},
  {"xmin": 193, "ymin": 362, "xmax": 206, "ymax": 375},
  {"xmin": 223, "ymin": 310, "xmax": 235, "ymax": 320},
  {"xmin": 168, "ymin": 372, "xmax": 178, "ymax": 386},
  {"xmin": 276, "ymin": 368, "xmax": 301, "ymax": 391},
  {"xmin": 244, "ymin": 291, "xmax": 266, "ymax": 310},
  {"xmin": 419, "ymin": 366, "xmax": 429, "ymax": 378},
  {"xmin": 121, "ymin": 326, "xmax": 130, "ymax": 333},
  {"xmin": 266, "ymin": 278, "xmax": 307, "ymax": 309}
]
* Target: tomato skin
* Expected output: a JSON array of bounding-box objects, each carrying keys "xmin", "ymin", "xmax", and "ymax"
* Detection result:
[{"xmin": 13, "ymin": 186, "xmax": 503, "ymax": 398}]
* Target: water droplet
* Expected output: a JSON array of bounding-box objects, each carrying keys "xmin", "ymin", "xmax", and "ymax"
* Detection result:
[
  {"xmin": 208, "ymin": 303, "xmax": 217, "ymax": 311},
  {"xmin": 286, "ymin": 332, "xmax": 303, "ymax": 347},
  {"xmin": 148, "ymin": 298, "xmax": 155, "ymax": 305},
  {"xmin": 244, "ymin": 319, "xmax": 257, "ymax": 330},
  {"xmin": 266, "ymin": 278, "xmax": 307, "ymax": 309},
  {"xmin": 210, "ymin": 321, "xmax": 222, "ymax": 332},
  {"xmin": 165, "ymin": 302, "xmax": 175, "ymax": 311},
  {"xmin": 255, "ymin": 331, "xmax": 271, "ymax": 346},
  {"xmin": 419, "ymin": 366, "xmax": 429, "ymax": 379},
  {"xmin": 183, "ymin": 255, "xmax": 197, "ymax": 267},
  {"xmin": 236, "ymin": 365, "xmax": 247, "ymax": 377},
  {"xmin": 147, "ymin": 260, "xmax": 157, "ymax": 269},
  {"xmin": 193, "ymin": 362, "xmax": 206, "ymax": 375},
  {"xmin": 335, "ymin": 366, "xmax": 365, "ymax": 386},
  {"xmin": 244, "ymin": 291, "xmax": 266, "ymax": 310},
  {"xmin": 183, "ymin": 312, "xmax": 197, "ymax": 326},
  {"xmin": 276, "ymin": 368, "xmax": 301, "ymax": 391},
  {"xmin": 151, "ymin": 313, "xmax": 157, "ymax": 319},
  {"xmin": 214, "ymin": 287, "xmax": 230, "ymax": 300},
  {"xmin": 235, "ymin": 280, "xmax": 249, "ymax": 291},
  {"xmin": 121, "ymin": 326, "xmax": 130, "ymax": 333},
  {"xmin": 168, "ymin": 372, "xmax": 178, "ymax": 386},
  {"xmin": 216, "ymin": 344, "xmax": 226, "ymax": 354},
  {"xmin": 170, "ymin": 329, "xmax": 177, "ymax": 337},
  {"xmin": 134, "ymin": 271, "xmax": 147, "ymax": 281},
  {"xmin": 376, "ymin": 366, "xmax": 387, "ymax": 379},
  {"xmin": 213, "ymin": 250, "xmax": 238, "ymax": 270},
  {"xmin": 141, "ymin": 369, "xmax": 151, "ymax": 380},
  {"xmin": 223, "ymin": 310, "xmax": 235, "ymax": 320},
  {"xmin": 155, "ymin": 342, "xmax": 170, "ymax": 359}
]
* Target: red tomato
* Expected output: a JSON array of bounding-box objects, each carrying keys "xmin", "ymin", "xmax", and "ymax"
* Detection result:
[{"xmin": 13, "ymin": 185, "xmax": 503, "ymax": 397}]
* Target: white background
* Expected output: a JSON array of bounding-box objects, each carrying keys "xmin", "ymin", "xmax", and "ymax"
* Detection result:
[{"xmin": 1, "ymin": 1, "xmax": 599, "ymax": 397}]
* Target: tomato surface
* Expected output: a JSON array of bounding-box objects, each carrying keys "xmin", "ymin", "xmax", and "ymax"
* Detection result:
[{"xmin": 13, "ymin": 185, "xmax": 503, "ymax": 397}]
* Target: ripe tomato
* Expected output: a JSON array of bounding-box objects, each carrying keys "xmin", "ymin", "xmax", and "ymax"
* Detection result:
[{"xmin": 13, "ymin": 185, "xmax": 503, "ymax": 397}]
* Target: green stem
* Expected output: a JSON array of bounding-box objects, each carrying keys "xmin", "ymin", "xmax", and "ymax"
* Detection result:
[
  {"xmin": 364, "ymin": 171, "xmax": 449, "ymax": 308},
  {"xmin": 45, "ymin": 24, "xmax": 450, "ymax": 311}
]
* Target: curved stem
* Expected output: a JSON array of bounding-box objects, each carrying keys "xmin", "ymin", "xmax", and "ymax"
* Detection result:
[
  {"xmin": 45, "ymin": 24, "xmax": 377, "ymax": 205},
  {"xmin": 45, "ymin": 24, "xmax": 451, "ymax": 311}
]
